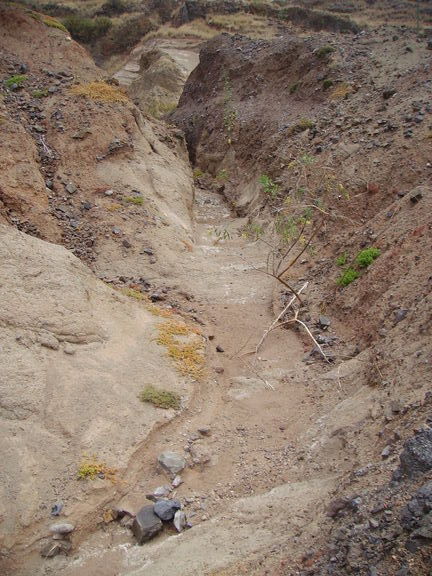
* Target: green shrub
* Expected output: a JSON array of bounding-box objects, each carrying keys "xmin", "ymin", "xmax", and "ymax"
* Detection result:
[
  {"xmin": 335, "ymin": 252, "xmax": 347, "ymax": 266},
  {"xmin": 323, "ymin": 79, "xmax": 333, "ymax": 89},
  {"xmin": 63, "ymin": 15, "xmax": 112, "ymax": 43},
  {"xmin": 289, "ymin": 82, "xmax": 299, "ymax": 94},
  {"xmin": 139, "ymin": 385, "xmax": 181, "ymax": 409},
  {"xmin": 316, "ymin": 45, "xmax": 335, "ymax": 58},
  {"xmin": 337, "ymin": 267, "xmax": 359, "ymax": 286},
  {"xmin": 101, "ymin": 15, "xmax": 155, "ymax": 53},
  {"xmin": 125, "ymin": 195, "xmax": 144, "ymax": 205},
  {"xmin": 259, "ymin": 174, "xmax": 280, "ymax": 198},
  {"xmin": 356, "ymin": 247, "xmax": 380, "ymax": 268},
  {"xmin": 5, "ymin": 75, "xmax": 27, "ymax": 89}
]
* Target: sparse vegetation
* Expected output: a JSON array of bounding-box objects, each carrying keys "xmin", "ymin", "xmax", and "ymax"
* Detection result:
[
  {"xmin": 289, "ymin": 82, "xmax": 299, "ymax": 94},
  {"xmin": 216, "ymin": 169, "xmax": 229, "ymax": 181},
  {"xmin": 287, "ymin": 118, "xmax": 315, "ymax": 135},
  {"xmin": 5, "ymin": 75, "xmax": 27, "ymax": 89},
  {"xmin": 193, "ymin": 168, "xmax": 204, "ymax": 180},
  {"xmin": 125, "ymin": 195, "xmax": 144, "ymax": 205},
  {"xmin": 356, "ymin": 247, "xmax": 380, "ymax": 268},
  {"xmin": 223, "ymin": 71, "xmax": 237, "ymax": 140},
  {"xmin": 259, "ymin": 174, "xmax": 280, "ymax": 198},
  {"xmin": 32, "ymin": 88, "xmax": 48, "ymax": 98},
  {"xmin": 70, "ymin": 81, "xmax": 128, "ymax": 103},
  {"xmin": 337, "ymin": 267, "xmax": 359, "ymax": 286},
  {"xmin": 323, "ymin": 79, "xmax": 333, "ymax": 90},
  {"xmin": 139, "ymin": 385, "xmax": 181, "ymax": 409},
  {"xmin": 77, "ymin": 455, "xmax": 117, "ymax": 481},
  {"xmin": 316, "ymin": 45, "xmax": 335, "ymax": 58}
]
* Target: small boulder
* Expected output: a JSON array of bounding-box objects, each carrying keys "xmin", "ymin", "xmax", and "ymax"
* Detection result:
[
  {"xmin": 153, "ymin": 499, "xmax": 181, "ymax": 521},
  {"xmin": 131, "ymin": 506, "xmax": 163, "ymax": 544},
  {"xmin": 49, "ymin": 523, "xmax": 75, "ymax": 535},
  {"xmin": 399, "ymin": 428, "xmax": 432, "ymax": 478},
  {"xmin": 158, "ymin": 451, "xmax": 187, "ymax": 476}
]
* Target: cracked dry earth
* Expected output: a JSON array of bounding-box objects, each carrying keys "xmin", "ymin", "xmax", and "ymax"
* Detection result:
[{"xmin": 16, "ymin": 182, "xmax": 345, "ymax": 576}]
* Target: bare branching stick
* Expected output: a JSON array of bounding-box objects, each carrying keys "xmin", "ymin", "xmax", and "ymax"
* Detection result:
[
  {"xmin": 255, "ymin": 281, "xmax": 308, "ymax": 356},
  {"xmin": 295, "ymin": 318, "xmax": 330, "ymax": 363}
]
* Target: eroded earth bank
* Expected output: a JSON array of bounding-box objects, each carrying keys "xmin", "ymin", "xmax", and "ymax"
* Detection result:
[{"xmin": 0, "ymin": 3, "xmax": 432, "ymax": 575}]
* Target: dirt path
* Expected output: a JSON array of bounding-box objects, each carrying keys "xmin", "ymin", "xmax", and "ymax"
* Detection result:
[{"xmin": 38, "ymin": 181, "xmax": 319, "ymax": 575}]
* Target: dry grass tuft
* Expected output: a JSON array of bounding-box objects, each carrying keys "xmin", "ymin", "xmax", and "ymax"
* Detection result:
[
  {"xmin": 70, "ymin": 81, "xmax": 129, "ymax": 103},
  {"xmin": 122, "ymin": 288, "xmax": 173, "ymax": 317},
  {"xmin": 330, "ymin": 82, "xmax": 353, "ymax": 100},
  {"xmin": 156, "ymin": 319, "xmax": 205, "ymax": 380},
  {"xmin": 77, "ymin": 454, "xmax": 117, "ymax": 482}
]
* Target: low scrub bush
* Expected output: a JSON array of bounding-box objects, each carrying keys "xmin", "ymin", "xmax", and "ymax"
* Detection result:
[
  {"xmin": 63, "ymin": 15, "xmax": 112, "ymax": 43},
  {"xmin": 139, "ymin": 385, "xmax": 181, "ymax": 409},
  {"xmin": 101, "ymin": 15, "xmax": 155, "ymax": 54},
  {"xmin": 337, "ymin": 267, "xmax": 359, "ymax": 286},
  {"xmin": 5, "ymin": 75, "xmax": 27, "ymax": 89},
  {"xmin": 356, "ymin": 247, "xmax": 380, "ymax": 268},
  {"xmin": 316, "ymin": 45, "xmax": 335, "ymax": 58},
  {"xmin": 77, "ymin": 455, "xmax": 116, "ymax": 481}
]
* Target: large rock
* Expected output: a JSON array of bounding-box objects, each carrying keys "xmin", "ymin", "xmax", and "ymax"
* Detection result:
[
  {"xmin": 132, "ymin": 506, "xmax": 163, "ymax": 544},
  {"xmin": 399, "ymin": 429, "xmax": 432, "ymax": 478},
  {"xmin": 158, "ymin": 451, "xmax": 187, "ymax": 475},
  {"xmin": 154, "ymin": 499, "xmax": 181, "ymax": 521}
]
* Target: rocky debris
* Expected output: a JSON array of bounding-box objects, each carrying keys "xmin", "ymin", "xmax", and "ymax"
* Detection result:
[
  {"xmin": 158, "ymin": 451, "xmax": 187, "ymax": 476},
  {"xmin": 189, "ymin": 441, "xmax": 212, "ymax": 467},
  {"xmin": 173, "ymin": 510, "xmax": 188, "ymax": 532},
  {"xmin": 318, "ymin": 315, "xmax": 331, "ymax": 329},
  {"xmin": 154, "ymin": 499, "xmax": 181, "ymax": 521},
  {"xmin": 398, "ymin": 428, "xmax": 432, "ymax": 478},
  {"xmin": 401, "ymin": 481, "xmax": 432, "ymax": 550},
  {"xmin": 131, "ymin": 505, "xmax": 163, "ymax": 544},
  {"xmin": 50, "ymin": 502, "xmax": 63, "ymax": 516}
]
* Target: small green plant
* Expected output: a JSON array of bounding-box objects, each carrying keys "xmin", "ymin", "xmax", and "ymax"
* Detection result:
[
  {"xmin": 241, "ymin": 221, "xmax": 264, "ymax": 240},
  {"xmin": 32, "ymin": 88, "xmax": 48, "ymax": 98},
  {"xmin": 77, "ymin": 455, "xmax": 116, "ymax": 481},
  {"xmin": 316, "ymin": 45, "xmax": 335, "ymax": 58},
  {"xmin": 193, "ymin": 168, "xmax": 204, "ymax": 179},
  {"xmin": 289, "ymin": 82, "xmax": 299, "ymax": 94},
  {"xmin": 336, "ymin": 252, "xmax": 348, "ymax": 267},
  {"xmin": 323, "ymin": 79, "xmax": 333, "ymax": 90},
  {"xmin": 287, "ymin": 118, "xmax": 315, "ymax": 135},
  {"xmin": 259, "ymin": 174, "xmax": 280, "ymax": 198},
  {"xmin": 139, "ymin": 385, "xmax": 181, "ymax": 410},
  {"xmin": 216, "ymin": 169, "xmax": 229, "ymax": 181},
  {"xmin": 125, "ymin": 195, "xmax": 144, "ymax": 205},
  {"xmin": 212, "ymin": 227, "xmax": 232, "ymax": 243},
  {"xmin": 356, "ymin": 247, "xmax": 380, "ymax": 268},
  {"xmin": 5, "ymin": 75, "xmax": 27, "ymax": 89},
  {"xmin": 337, "ymin": 267, "xmax": 359, "ymax": 286}
]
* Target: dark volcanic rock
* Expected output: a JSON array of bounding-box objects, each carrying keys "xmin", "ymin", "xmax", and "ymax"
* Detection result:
[
  {"xmin": 153, "ymin": 499, "xmax": 181, "ymax": 521},
  {"xmin": 399, "ymin": 428, "xmax": 432, "ymax": 478},
  {"xmin": 131, "ymin": 505, "xmax": 163, "ymax": 544}
]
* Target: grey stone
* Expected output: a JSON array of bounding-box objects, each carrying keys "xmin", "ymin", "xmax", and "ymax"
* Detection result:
[
  {"xmin": 65, "ymin": 182, "xmax": 77, "ymax": 194},
  {"xmin": 318, "ymin": 315, "xmax": 331, "ymax": 328},
  {"xmin": 158, "ymin": 451, "xmax": 187, "ymax": 475},
  {"xmin": 153, "ymin": 499, "xmax": 181, "ymax": 521},
  {"xmin": 172, "ymin": 475, "xmax": 183, "ymax": 488},
  {"xmin": 381, "ymin": 445, "xmax": 392, "ymax": 459},
  {"xmin": 174, "ymin": 510, "xmax": 187, "ymax": 532},
  {"xmin": 399, "ymin": 429, "xmax": 432, "ymax": 478},
  {"xmin": 131, "ymin": 505, "xmax": 162, "ymax": 544},
  {"xmin": 49, "ymin": 523, "xmax": 75, "ymax": 535},
  {"xmin": 394, "ymin": 308, "xmax": 408, "ymax": 323}
]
